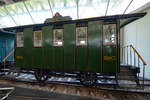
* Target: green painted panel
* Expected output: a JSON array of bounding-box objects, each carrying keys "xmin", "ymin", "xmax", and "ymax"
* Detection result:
[
  {"xmin": 42, "ymin": 26, "xmax": 53, "ymax": 69},
  {"xmin": 88, "ymin": 21, "xmax": 102, "ymax": 72},
  {"xmin": 33, "ymin": 48, "xmax": 42, "ymax": 68},
  {"xmin": 76, "ymin": 46, "xmax": 87, "ymax": 71},
  {"xmin": 16, "ymin": 48, "xmax": 24, "ymax": 67},
  {"xmin": 103, "ymin": 46, "xmax": 117, "ymax": 73},
  {"xmin": 53, "ymin": 47, "xmax": 63, "ymax": 71},
  {"xmin": 24, "ymin": 28, "xmax": 32, "ymax": 68},
  {"xmin": 64, "ymin": 24, "xmax": 75, "ymax": 71}
]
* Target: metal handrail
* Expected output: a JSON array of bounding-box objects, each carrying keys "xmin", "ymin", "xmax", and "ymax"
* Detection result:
[
  {"xmin": 1, "ymin": 49, "xmax": 14, "ymax": 63},
  {"xmin": 130, "ymin": 45, "xmax": 147, "ymax": 65},
  {"xmin": 120, "ymin": 44, "xmax": 147, "ymax": 88}
]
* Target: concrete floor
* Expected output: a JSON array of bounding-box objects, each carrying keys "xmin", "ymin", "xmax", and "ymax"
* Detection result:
[
  {"xmin": 0, "ymin": 84, "xmax": 101, "ymax": 100},
  {"xmin": 0, "ymin": 82, "xmax": 150, "ymax": 100}
]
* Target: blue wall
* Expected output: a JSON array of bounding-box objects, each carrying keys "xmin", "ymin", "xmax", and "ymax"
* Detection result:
[{"xmin": 0, "ymin": 30, "xmax": 14, "ymax": 62}]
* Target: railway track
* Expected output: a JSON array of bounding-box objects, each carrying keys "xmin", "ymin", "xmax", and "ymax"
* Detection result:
[
  {"xmin": 0, "ymin": 71, "xmax": 150, "ymax": 100},
  {"xmin": 0, "ymin": 70, "xmax": 149, "ymax": 88},
  {"xmin": 0, "ymin": 79, "xmax": 150, "ymax": 100},
  {"xmin": 8, "ymin": 95, "xmax": 53, "ymax": 100}
]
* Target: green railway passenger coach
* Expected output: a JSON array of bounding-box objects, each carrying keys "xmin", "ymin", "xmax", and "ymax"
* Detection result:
[{"xmin": 8, "ymin": 12, "xmax": 146, "ymax": 86}]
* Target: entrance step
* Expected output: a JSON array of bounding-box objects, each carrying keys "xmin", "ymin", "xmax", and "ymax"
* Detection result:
[{"xmin": 118, "ymin": 65, "xmax": 139, "ymax": 82}]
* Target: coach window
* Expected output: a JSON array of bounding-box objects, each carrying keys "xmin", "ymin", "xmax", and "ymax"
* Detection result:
[
  {"xmin": 53, "ymin": 29, "xmax": 63, "ymax": 46},
  {"xmin": 103, "ymin": 24, "xmax": 116, "ymax": 45},
  {"xmin": 76, "ymin": 27, "xmax": 87, "ymax": 46},
  {"xmin": 17, "ymin": 32, "xmax": 24, "ymax": 47},
  {"xmin": 34, "ymin": 31, "xmax": 42, "ymax": 47}
]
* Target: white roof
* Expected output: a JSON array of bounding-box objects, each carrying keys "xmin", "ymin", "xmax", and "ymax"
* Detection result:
[{"xmin": 0, "ymin": 0, "xmax": 150, "ymax": 28}]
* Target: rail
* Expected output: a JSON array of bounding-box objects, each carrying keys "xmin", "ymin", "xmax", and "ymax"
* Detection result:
[
  {"xmin": 0, "ymin": 87, "xmax": 15, "ymax": 100},
  {"xmin": 1, "ymin": 49, "xmax": 14, "ymax": 63},
  {"xmin": 0, "ymin": 48, "xmax": 15, "ymax": 73},
  {"xmin": 130, "ymin": 45, "xmax": 147, "ymax": 65},
  {"xmin": 120, "ymin": 44, "xmax": 147, "ymax": 88}
]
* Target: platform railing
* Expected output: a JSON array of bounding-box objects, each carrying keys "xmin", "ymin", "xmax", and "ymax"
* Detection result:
[
  {"xmin": 1, "ymin": 49, "xmax": 14, "ymax": 63},
  {"xmin": 120, "ymin": 44, "xmax": 147, "ymax": 88},
  {"xmin": 0, "ymin": 48, "xmax": 15, "ymax": 73},
  {"xmin": 0, "ymin": 47, "xmax": 14, "ymax": 62}
]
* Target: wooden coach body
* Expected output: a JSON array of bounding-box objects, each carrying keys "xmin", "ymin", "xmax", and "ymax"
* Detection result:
[{"xmin": 12, "ymin": 13, "xmax": 146, "ymax": 74}]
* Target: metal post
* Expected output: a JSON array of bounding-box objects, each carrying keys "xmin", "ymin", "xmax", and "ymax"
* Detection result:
[
  {"xmin": 124, "ymin": 47, "xmax": 125, "ymax": 64},
  {"xmin": 143, "ymin": 64, "xmax": 145, "ymax": 88},
  {"xmin": 3, "ymin": 6, "xmax": 18, "ymax": 25},
  {"xmin": 134, "ymin": 52, "xmax": 136, "ymax": 67},
  {"xmin": 127, "ymin": 46, "xmax": 128, "ymax": 65},
  {"xmin": 121, "ymin": 47, "xmax": 123, "ymax": 64},
  {"xmin": 105, "ymin": 0, "xmax": 110, "ymax": 16},
  {"xmin": 122, "ymin": 47, "xmax": 124, "ymax": 64},
  {"xmin": 23, "ymin": 1, "xmax": 35, "ymax": 24},
  {"xmin": 76, "ymin": 0, "xmax": 79, "ymax": 19},
  {"xmin": 138, "ymin": 57, "xmax": 140, "ymax": 68},
  {"xmin": 130, "ymin": 46, "xmax": 132, "ymax": 66},
  {"xmin": 47, "ymin": 0, "xmax": 54, "ymax": 17},
  {"xmin": 138, "ymin": 57, "xmax": 140, "ymax": 80},
  {"xmin": 123, "ymin": 0, "xmax": 133, "ymax": 15}
]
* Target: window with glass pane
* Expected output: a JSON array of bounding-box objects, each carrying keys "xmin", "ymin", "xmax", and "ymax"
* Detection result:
[
  {"xmin": 34, "ymin": 31, "xmax": 42, "ymax": 47},
  {"xmin": 53, "ymin": 29, "xmax": 63, "ymax": 46},
  {"xmin": 103, "ymin": 24, "xmax": 116, "ymax": 45},
  {"xmin": 17, "ymin": 32, "xmax": 24, "ymax": 47},
  {"xmin": 76, "ymin": 27, "xmax": 87, "ymax": 46}
]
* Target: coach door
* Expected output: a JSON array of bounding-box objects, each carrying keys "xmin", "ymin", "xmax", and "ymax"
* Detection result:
[{"xmin": 103, "ymin": 23, "xmax": 118, "ymax": 73}]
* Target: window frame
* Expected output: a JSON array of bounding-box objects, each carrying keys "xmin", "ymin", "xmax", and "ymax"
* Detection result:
[
  {"xmin": 33, "ymin": 30, "xmax": 43, "ymax": 47},
  {"xmin": 16, "ymin": 32, "xmax": 24, "ymax": 48},
  {"xmin": 53, "ymin": 29, "xmax": 64, "ymax": 47},
  {"xmin": 76, "ymin": 27, "xmax": 88, "ymax": 46},
  {"xmin": 103, "ymin": 24, "xmax": 117, "ymax": 46}
]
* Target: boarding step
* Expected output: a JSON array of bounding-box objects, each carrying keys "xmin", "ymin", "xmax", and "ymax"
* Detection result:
[
  {"xmin": 117, "ymin": 75, "xmax": 137, "ymax": 80},
  {"xmin": 120, "ymin": 65, "xmax": 140, "ymax": 73},
  {"xmin": 118, "ymin": 65, "xmax": 139, "ymax": 81}
]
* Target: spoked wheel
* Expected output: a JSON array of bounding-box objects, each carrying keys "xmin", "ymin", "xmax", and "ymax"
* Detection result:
[
  {"xmin": 79, "ymin": 72, "xmax": 97, "ymax": 87},
  {"xmin": 35, "ymin": 69, "xmax": 49, "ymax": 82}
]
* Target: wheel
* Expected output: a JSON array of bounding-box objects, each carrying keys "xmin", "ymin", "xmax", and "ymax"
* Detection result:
[
  {"xmin": 79, "ymin": 72, "xmax": 97, "ymax": 87},
  {"xmin": 35, "ymin": 69, "xmax": 49, "ymax": 82}
]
